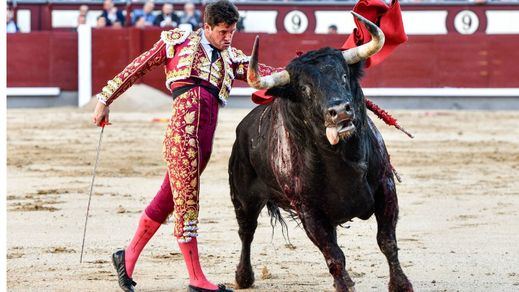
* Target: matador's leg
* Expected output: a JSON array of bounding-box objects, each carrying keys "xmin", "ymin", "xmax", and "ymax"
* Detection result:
[
  {"xmin": 113, "ymin": 172, "xmax": 174, "ymax": 291},
  {"xmin": 125, "ymin": 169, "xmax": 177, "ymax": 270},
  {"xmin": 163, "ymin": 87, "xmax": 222, "ymax": 290}
]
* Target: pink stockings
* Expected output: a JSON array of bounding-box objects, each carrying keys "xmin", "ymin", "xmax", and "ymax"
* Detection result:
[
  {"xmin": 124, "ymin": 173, "xmax": 174, "ymax": 278},
  {"xmin": 124, "ymin": 174, "xmax": 218, "ymax": 289},
  {"xmin": 124, "ymin": 212, "xmax": 161, "ymax": 278},
  {"xmin": 124, "ymin": 174, "xmax": 173, "ymax": 278},
  {"xmin": 178, "ymin": 238, "xmax": 219, "ymax": 290}
]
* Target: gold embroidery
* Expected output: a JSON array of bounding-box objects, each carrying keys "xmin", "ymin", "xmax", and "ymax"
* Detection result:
[
  {"xmin": 162, "ymin": 30, "xmax": 241, "ymax": 104},
  {"xmin": 187, "ymin": 148, "xmax": 196, "ymax": 158},
  {"xmin": 161, "ymin": 29, "xmax": 184, "ymax": 44},
  {"xmin": 217, "ymin": 50, "xmax": 233, "ymax": 103},
  {"xmin": 168, "ymin": 46, "xmax": 175, "ymax": 58},
  {"xmin": 100, "ymin": 75, "xmax": 123, "ymax": 100},
  {"xmin": 164, "ymin": 30, "xmax": 201, "ymax": 89},
  {"xmin": 184, "ymin": 210, "xmax": 198, "ymax": 222},
  {"xmin": 229, "ymin": 47, "xmax": 250, "ymax": 63},
  {"xmin": 162, "ymin": 88, "xmax": 204, "ymax": 240},
  {"xmin": 184, "ymin": 111, "xmax": 195, "ymax": 124},
  {"xmin": 185, "ymin": 125, "xmax": 194, "ymax": 135},
  {"xmin": 177, "ymin": 57, "xmax": 192, "ymax": 69},
  {"xmin": 178, "ymin": 47, "xmax": 195, "ymax": 57},
  {"xmin": 237, "ymin": 64, "xmax": 245, "ymax": 75},
  {"xmin": 166, "ymin": 67, "xmax": 191, "ymax": 79}
]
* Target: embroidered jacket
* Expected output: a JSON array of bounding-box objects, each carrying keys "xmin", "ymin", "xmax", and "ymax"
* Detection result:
[{"xmin": 97, "ymin": 28, "xmax": 280, "ymax": 106}]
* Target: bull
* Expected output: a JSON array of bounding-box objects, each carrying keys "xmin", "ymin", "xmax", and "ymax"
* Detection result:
[{"xmin": 228, "ymin": 12, "xmax": 413, "ymax": 292}]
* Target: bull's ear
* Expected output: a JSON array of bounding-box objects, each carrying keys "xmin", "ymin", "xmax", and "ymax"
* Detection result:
[
  {"xmin": 348, "ymin": 60, "xmax": 365, "ymax": 82},
  {"xmin": 265, "ymin": 85, "xmax": 293, "ymax": 100}
]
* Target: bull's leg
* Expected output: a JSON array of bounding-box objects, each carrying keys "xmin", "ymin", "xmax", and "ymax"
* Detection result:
[
  {"xmin": 375, "ymin": 177, "xmax": 413, "ymax": 292},
  {"xmin": 232, "ymin": 195, "xmax": 265, "ymax": 289},
  {"xmin": 299, "ymin": 206, "xmax": 355, "ymax": 292}
]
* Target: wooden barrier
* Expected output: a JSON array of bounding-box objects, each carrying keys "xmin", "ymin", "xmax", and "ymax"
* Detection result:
[
  {"xmin": 7, "ymin": 31, "xmax": 78, "ymax": 90},
  {"xmin": 7, "ymin": 28, "xmax": 519, "ymax": 96}
]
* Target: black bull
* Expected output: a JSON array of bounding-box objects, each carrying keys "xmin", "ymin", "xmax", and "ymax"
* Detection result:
[{"xmin": 228, "ymin": 43, "xmax": 413, "ymax": 292}]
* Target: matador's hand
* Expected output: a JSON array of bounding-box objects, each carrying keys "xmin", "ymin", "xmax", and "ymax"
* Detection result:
[{"xmin": 92, "ymin": 101, "xmax": 110, "ymax": 127}]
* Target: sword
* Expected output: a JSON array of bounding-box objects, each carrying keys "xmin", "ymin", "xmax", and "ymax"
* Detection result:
[{"xmin": 80, "ymin": 120, "xmax": 109, "ymax": 263}]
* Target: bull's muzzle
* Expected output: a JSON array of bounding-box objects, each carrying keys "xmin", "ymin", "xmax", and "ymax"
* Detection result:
[{"xmin": 325, "ymin": 102, "xmax": 356, "ymax": 145}]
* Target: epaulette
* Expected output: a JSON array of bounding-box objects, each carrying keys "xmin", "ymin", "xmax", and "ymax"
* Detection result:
[
  {"xmin": 161, "ymin": 28, "xmax": 190, "ymax": 57},
  {"xmin": 229, "ymin": 47, "xmax": 250, "ymax": 64},
  {"xmin": 160, "ymin": 28, "xmax": 190, "ymax": 45}
]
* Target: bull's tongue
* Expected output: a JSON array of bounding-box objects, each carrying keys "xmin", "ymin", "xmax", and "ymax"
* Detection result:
[{"xmin": 326, "ymin": 127, "xmax": 340, "ymax": 145}]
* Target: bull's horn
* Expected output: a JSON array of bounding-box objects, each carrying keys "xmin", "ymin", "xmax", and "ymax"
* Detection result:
[
  {"xmin": 247, "ymin": 35, "xmax": 290, "ymax": 90},
  {"xmin": 342, "ymin": 11, "xmax": 385, "ymax": 64}
]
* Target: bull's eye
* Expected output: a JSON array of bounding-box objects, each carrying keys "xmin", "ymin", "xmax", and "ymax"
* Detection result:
[
  {"xmin": 303, "ymin": 85, "xmax": 311, "ymax": 97},
  {"xmin": 342, "ymin": 74, "xmax": 347, "ymax": 84}
]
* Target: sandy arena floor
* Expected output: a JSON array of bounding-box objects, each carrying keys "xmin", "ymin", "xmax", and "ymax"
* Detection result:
[{"xmin": 6, "ymin": 106, "xmax": 519, "ymax": 291}]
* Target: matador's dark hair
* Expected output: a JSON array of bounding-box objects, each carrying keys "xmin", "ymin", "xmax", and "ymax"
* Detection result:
[{"xmin": 204, "ymin": 0, "xmax": 239, "ymax": 28}]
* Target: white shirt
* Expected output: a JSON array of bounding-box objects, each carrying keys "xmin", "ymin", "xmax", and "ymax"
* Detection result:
[{"xmin": 200, "ymin": 30, "xmax": 216, "ymax": 60}]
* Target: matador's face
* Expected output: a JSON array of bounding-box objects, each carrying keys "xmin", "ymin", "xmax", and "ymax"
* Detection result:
[{"xmin": 204, "ymin": 22, "xmax": 237, "ymax": 51}]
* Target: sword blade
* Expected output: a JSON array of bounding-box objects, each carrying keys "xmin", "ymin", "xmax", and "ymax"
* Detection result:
[{"xmin": 80, "ymin": 125, "xmax": 105, "ymax": 263}]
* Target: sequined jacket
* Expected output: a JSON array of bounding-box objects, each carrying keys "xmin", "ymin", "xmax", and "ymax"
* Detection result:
[{"xmin": 96, "ymin": 28, "xmax": 280, "ymax": 106}]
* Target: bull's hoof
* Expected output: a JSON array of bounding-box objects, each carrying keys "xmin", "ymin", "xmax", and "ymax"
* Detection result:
[
  {"xmin": 333, "ymin": 284, "xmax": 356, "ymax": 292},
  {"xmin": 388, "ymin": 279, "xmax": 413, "ymax": 292},
  {"xmin": 235, "ymin": 265, "xmax": 255, "ymax": 289},
  {"xmin": 333, "ymin": 279, "xmax": 355, "ymax": 292}
]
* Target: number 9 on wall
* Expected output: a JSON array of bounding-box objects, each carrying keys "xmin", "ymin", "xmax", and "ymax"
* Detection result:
[
  {"xmin": 454, "ymin": 10, "xmax": 479, "ymax": 35},
  {"xmin": 284, "ymin": 10, "xmax": 308, "ymax": 34}
]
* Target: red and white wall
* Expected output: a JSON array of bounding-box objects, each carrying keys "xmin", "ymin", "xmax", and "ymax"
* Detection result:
[{"xmin": 7, "ymin": 2, "xmax": 519, "ymax": 106}]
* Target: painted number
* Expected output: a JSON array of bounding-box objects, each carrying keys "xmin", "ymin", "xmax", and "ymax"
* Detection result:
[
  {"xmin": 284, "ymin": 10, "xmax": 308, "ymax": 34},
  {"xmin": 454, "ymin": 10, "xmax": 479, "ymax": 35}
]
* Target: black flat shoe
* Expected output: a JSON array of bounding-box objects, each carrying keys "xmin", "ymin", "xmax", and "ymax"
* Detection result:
[
  {"xmin": 112, "ymin": 249, "xmax": 137, "ymax": 292},
  {"xmin": 188, "ymin": 284, "xmax": 233, "ymax": 292}
]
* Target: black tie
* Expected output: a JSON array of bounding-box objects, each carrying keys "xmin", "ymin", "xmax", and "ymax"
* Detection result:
[{"xmin": 209, "ymin": 44, "xmax": 220, "ymax": 63}]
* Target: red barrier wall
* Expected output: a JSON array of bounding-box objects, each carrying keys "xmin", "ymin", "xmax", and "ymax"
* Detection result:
[
  {"xmin": 7, "ymin": 29, "xmax": 519, "ymax": 93},
  {"xmin": 92, "ymin": 28, "xmax": 519, "ymax": 94},
  {"xmin": 7, "ymin": 31, "xmax": 78, "ymax": 90}
]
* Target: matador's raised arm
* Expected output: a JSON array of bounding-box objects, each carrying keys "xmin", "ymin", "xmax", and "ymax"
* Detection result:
[{"xmin": 96, "ymin": 40, "xmax": 167, "ymax": 106}]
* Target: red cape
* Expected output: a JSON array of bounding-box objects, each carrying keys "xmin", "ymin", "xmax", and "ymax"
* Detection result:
[
  {"xmin": 342, "ymin": 0, "xmax": 407, "ymax": 68},
  {"xmin": 251, "ymin": 89, "xmax": 274, "ymax": 105},
  {"xmin": 252, "ymin": 0, "xmax": 407, "ymax": 104}
]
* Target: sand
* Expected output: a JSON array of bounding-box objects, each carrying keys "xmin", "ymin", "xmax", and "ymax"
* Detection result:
[
  {"xmin": 6, "ymin": 106, "xmax": 519, "ymax": 291},
  {"xmin": 82, "ymin": 84, "xmax": 174, "ymax": 112}
]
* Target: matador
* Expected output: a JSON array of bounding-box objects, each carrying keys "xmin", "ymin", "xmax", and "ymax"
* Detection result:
[{"xmin": 92, "ymin": 1, "xmax": 280, "ymax": 291}]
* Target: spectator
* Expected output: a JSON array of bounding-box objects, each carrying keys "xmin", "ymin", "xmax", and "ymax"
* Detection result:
[
  {"xmin": 112, "ymin": 20, "xmax": 123, "ymax": 29},
  {"xmin": 77, "ymin": 14, "xmax": 87, "ymax": 26},
  {"xmin": 328, "ymin": 24, "xmax": 338, "ymax": 34},
  {"xmin": 77, "ymin": 5, "xmax": 94, "ymax": 29},
  {"xmin": 134, "ymin": 15, "xmax": 147, "ymax": 29},
  {"xmin": 179, "ymin": 2, "xmax": 202, "ymax": 30},
  {"xmin": 79, "ymin": 4, "xmax": 89, "ymax": 17},
  {"xmin": 101, "ymin": 0, "xmax": 125, "ymax": 27},
  {"xmin": 96, "ymin": 15, "xmax": 107, "ymax": 28},
  {"xmin": 132, "ymin": 0, "xmax": 156, "ymax": 26},
  {"xmin": 7, "ymin": 7, "xmax": 19, "ymax": 33},
  {"xmin": 154, "ymin": 3, "xmax": 179, "ymax": 28},
  {"xmin": 236, "ymin": 16, "xmax": 245, "ymax": 32}
]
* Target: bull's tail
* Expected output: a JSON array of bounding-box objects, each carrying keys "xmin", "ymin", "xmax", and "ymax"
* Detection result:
[{"xmin": 266, "ymin": 201, "xmax": 297, "ymax": 245}]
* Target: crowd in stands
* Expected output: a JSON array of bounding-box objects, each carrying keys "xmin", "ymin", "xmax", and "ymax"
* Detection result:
[
  {"xmin": 6, "ymin": 0, "xmax": 516, "ymax": 34},
  {"xmin": 82, "ymin": 0, "xmax": 203, "ymax": 30}
]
